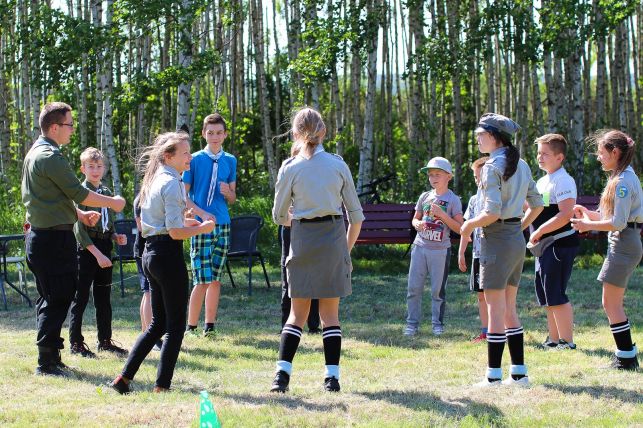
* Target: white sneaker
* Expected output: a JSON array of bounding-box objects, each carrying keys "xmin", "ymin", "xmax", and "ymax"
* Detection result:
[
  {"xmin": 432, "ymin": 326, "xmax": 444, "ymax": 336},
  {"xmin": 502, "ymin": 376, "xmax": 530, "ymax": 387},
  {"xmin": 473, "ymin": 378, "xmax": 502, "ymax": 388},
  {"xmin": 403, "ymin": 325, "xmax": 418, "ymax": 336}
]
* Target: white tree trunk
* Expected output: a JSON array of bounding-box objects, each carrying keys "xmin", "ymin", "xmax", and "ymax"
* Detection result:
[
  {"xmin": 250, "ymin": 0, "xmax": 277, "ymax": 187},
  {"xmin": 176, "ymin": 0, "xmax": 193, "ymax": 133},
  {"xmin": 356, "ymin": 0, "xmax": 378, "ymax": 194}
]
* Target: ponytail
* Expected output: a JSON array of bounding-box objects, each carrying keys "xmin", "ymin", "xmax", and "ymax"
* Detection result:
[{"xmin": 489, "ymin": 130, "xmax": 519, "ymax": 181}]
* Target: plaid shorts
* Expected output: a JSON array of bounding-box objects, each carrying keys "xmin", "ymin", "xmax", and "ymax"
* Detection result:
[{"xmin": 190, "ymin": 224, "xmax": 230, "ymax": 285}]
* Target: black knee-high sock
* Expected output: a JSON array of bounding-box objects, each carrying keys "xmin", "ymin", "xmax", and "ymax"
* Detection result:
[
  {"xmin": 278, "ymin": 324, "xmax": 303, "ymax": 364},
  {"xmin": 506, "ymin": 326, "xmax": 524, "ymax": 366},
  {"xmin": 322, "ymin": 326, "xmax": 342, "ymax": 366},
  {"xmin": 611, "ymin": 320, "xmax": 633, "ymax": 351},
  {"xmin": 487, "ymin": 332, "xmax": 506, "ymax": 375}
]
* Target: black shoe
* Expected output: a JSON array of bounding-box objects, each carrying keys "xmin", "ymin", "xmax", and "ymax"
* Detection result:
[
  {"xmin": 97, "ymin": 339, "xmax": 129, "ymax": 357},
  {"xmin": 35, "ymin": 363, "xmax": 69, "ymax": 377},
  {"xmin": 609, "ymin": 354, "xmax": 640, "ymax": 371},
  {"xmin": 111, "ymin": 375, "xmax": 131, "ymax": 394},
  {"xmin": 308, "ymin": 327, "xmax": 321, "ymax": 334},
  {"xmin": 324, "ymin": 376, "xmax": 341, "ymax": 392},
  {"xmin": 153, "ymin": 340, "xmax": 163, "ymax": 351},
  {"xmin": 270, "ymin": 370, "xmax": 290, "ymax": 393},
  {"xmin": 541, "ymin": 336, "xmax": 558, "ymax": 349},
  {"xmin": 70, "ymin": 341, "xmax": 96, "ymax": 358}
]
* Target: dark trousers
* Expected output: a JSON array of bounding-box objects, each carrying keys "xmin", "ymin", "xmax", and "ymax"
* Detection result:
[
  {"xmin": 26, "ymin": 229, "xmax": 78, "ymax": 350},
  {"xmin": 69, "ymin": 238, "xmax": 114, "ymax": 343},
  {"xmin": 279, "ymin": 225, "xmax": 320, "ymax": 329},
  {"xmin": 122, "ymin": 238, "xmax": 189, "ymax": 389}
]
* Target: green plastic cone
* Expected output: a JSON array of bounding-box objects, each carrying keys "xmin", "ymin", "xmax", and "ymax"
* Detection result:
[{"xmin": 199, "ymin": 390, "xmax": 221, "ymax": 428}]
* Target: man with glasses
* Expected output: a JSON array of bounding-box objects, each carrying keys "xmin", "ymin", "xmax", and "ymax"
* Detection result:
[{"xmin": 22, "ymin": 102, "xmax": 126, "ymax": 376}]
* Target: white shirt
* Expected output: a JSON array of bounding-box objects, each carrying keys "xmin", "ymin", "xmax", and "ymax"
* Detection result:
[{"xmin": 536, "ymin": 167, "xmax": 577, "ymax": 207}]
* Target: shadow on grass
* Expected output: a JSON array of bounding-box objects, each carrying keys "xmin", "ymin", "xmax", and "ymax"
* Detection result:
[
  {"xmin": 577, "ymin": 347, "xmax": 616, "ymax": 359},
  {"xmin": 358, "ymin": 390, "xmax": 505, "ymax": 425},
  {"xmin": 222, "ymin": 392, "xmax": 349, "ymax": 412},
  {"xmin": 542, "ymin": 383, "xmax": 643, "ymax": 405}
]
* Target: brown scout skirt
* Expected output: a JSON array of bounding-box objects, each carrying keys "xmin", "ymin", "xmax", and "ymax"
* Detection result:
[{"xmin": 286, "ymin": 216, "xmax": 352, "ymax": 298}]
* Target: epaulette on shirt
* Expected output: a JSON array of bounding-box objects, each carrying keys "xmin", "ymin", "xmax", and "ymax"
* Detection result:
[
  {"xmin": 281, "ymin": 156, "xmax": 296, "ymax": 168},
  {"xmin": 328, "ymin": 152, "xmax": 344, "ymax": 161}
]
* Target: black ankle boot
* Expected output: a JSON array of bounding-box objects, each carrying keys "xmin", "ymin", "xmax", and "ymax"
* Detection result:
[
  {"xmin": 270, "ymin": 370, "xmax": 290, "ymax": 393},
  {"xmin": 35, "ymin": 346, "xmax": 68, "ymax": 377}
]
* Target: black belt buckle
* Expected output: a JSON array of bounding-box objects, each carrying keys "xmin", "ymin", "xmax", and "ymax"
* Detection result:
[
  {"xmin": 32, "ymin": 224, "xmax": 74, "ymax": 231},
  {"xmin": 627, "ymin": 222, "xmax": 642, "ymax": 229},
  {"xmin": 497, "ymin": 217, "xmax": 521, "ymax": 224},
  {"xmin": 300, "ymin": 215, "xmax": 342, "ymax": 223},
  {"xmin": 146, "ymin": 234, "xmax": 172, "ymax": 242},
  {"xmin": 88, "ymin": 230, "xmax": 113, "ymax": 240}
]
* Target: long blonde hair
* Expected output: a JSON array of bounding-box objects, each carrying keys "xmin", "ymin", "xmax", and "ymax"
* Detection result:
[
  {"xmin": 592, "ymin": 129, "xmax": 636, "ymax": 217},
  {"xmin": 138, "ymin": 131, "xmax": 190, "ymax": 203},
  {"xmin": 291, "ymin": 107, "xmax": 326, "ymax": 158}
]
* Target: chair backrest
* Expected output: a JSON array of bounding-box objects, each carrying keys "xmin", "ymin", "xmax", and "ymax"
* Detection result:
[
  {"xmin": 113, "ymin": 219, "xmax": 138, "ymax": 260},
  {"xmin": 229, "ymin": 215, "xmax": 264, "ymax": 253}
]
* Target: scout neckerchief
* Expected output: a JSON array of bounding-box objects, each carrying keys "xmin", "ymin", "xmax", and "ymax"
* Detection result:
[
  {"xmin": 95, "ymin": 184, "xmax": 109, "ymax": 233},
  {"xmin": 204, "ymin": 145, "xmax": 224, "ymax": 207}
]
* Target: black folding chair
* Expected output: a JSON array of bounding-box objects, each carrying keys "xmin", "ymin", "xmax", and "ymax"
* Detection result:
[
  {"xmin": 112, "ymin": 219, "xmax": 138, "ymax": 297},
  {"xmin": 225, "ymin": 215, "xmax": 271, "ymax": 296}
]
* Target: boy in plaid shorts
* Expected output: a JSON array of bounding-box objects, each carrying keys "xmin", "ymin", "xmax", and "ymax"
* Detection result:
[{"xmin": 184, "ymin": 114, "xmax": 237, "ymax": 337}]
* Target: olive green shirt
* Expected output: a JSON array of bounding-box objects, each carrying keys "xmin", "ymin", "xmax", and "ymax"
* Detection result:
[
  {"xmin": 74, "ymin": 181, "xmax": 115, "ymax": 249},
  {"xmin": 21, "ymin": 137, "xmax": 90, "ymax": 228}
]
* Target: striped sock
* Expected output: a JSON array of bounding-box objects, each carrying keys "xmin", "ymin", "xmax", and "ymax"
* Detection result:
[
  {"xmin": 487, "ymin": 332, "xmax": 506, "ymax": 380},
  {"xmin": 506, "ymin": 326, "xmax": 525, "ymax": 379},
  {"xmin": 276, "ymin": 324, "xmax": 302, "ymax": 375},
  {"xmin": 322, "ymin": 326, "xmax": 342, "ymax": 378},
  {"xmin": 610, "ymin": 320, "xmax": 633, "ymax": 352}
]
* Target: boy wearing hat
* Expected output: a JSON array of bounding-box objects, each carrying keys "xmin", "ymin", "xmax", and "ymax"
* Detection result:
[{"xmin": 405, "ymin": 157, "xmax": 464, "ymax": 336}]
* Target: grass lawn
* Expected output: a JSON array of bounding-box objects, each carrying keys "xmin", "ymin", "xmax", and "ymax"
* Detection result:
[{"xmin": 0, "ymin": 257, "xmax": 641, "ymax": 427}]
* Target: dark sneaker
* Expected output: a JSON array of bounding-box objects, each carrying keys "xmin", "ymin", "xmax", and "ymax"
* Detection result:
[
  {"xmin": 609, "ymin": 354, "xmax": 640, "ymax": 371},
  {"xmin": 270, "ymin": 370, "xmax": 290, "ymax": 393},
  {"xmin": 203, "ymin": 329, "xmax": 217, "ymax": 340},
  {"xmin": 555, "ymin": 339, "xmax": 577, "ymax": 350},
  {"xmin": 35, "ymin": 364, "xmax": 69, "ymax": 377},
  {"xmin": 324, "ymin": 376, "xmax": 341, "ymax": 392},
  {"xmin": 97, "ymin": 339, "xmax": 129, "ymax": 357},
  {"xmin": 153, "ymin": 340, "xmax": 163, "ymax": 351},
  {"xmin": 541, "ymin": 336, "xmax": 558, "ymax": 349},
  {"xmin": 70, "ymin": 342, "xmax": 96, "ymax": 358},
  {"xmin": 111, "ymin": 375, "xmax": 131, "ymax": 394}
]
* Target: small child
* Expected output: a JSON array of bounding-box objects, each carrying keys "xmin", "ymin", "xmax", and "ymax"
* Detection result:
[
  {"xmin": 69, "ymin": 147, "xmax": 128, "ymax": 358},
  {"xmin": 529, "ymin": 134, "xmax": 579, "ymax": 350},
  {"xmin": 458, "ymin": 157, "xmax": 489, "ymax": 343},
  {"xmin": 405, "ymin": 157, "xmax": 464, "ymax": 336}
]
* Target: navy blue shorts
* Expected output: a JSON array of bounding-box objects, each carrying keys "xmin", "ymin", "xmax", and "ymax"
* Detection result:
[
  {"xmin": 136, "ymin": 257, "xmax": 150, "ymax": 292},
  {"xmin": 535, "ymin": 245, "xmax": 579, "ymax": 306}
]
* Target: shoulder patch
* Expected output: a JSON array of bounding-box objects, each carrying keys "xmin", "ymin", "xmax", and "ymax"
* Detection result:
[{"xmin": 616, "ymin": 185, "xmax": 628, "ymax": 199}]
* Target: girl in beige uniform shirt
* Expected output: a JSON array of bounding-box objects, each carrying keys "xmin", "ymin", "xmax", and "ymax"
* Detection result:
[
  {"xmin": 270, "ymin": 107, "xmax": 364, "ymax": 393},
  {"xmin": 571, "ymin": 130, "xmax": 642, "ymax": 371}
]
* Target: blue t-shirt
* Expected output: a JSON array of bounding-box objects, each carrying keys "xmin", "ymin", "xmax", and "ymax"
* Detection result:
[{"xmin": 182, "ymin": 149, "xmax": 237, "ymax": 225}]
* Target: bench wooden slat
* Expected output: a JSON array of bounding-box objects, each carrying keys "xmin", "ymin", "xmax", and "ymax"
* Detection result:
[
  {"xmin": 360, "ymin": 220, "xmax": 414, "ymax": 230},
  {"xmin": 348, "ymin": 196, "xmax": 610, "ymax": 245}
]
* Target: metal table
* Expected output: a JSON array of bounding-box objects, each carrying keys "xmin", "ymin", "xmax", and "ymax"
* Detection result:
[{"xmin": 0, "ymin": 233, "xmax": 32, "ymax": 310}]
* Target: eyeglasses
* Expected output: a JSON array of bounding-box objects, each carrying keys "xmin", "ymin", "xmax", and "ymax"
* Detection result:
[{"xmin": 57, "ymin": 123, "xmax": 75, "ymax": 128}]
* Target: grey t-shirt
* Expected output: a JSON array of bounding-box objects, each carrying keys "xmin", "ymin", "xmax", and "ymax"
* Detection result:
[{"xmin": 413, "ymin": 189, "xmax": 462, "ymax": 250}]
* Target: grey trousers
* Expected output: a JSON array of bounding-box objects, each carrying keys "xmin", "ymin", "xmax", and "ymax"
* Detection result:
[{"xmin": 406, "ymin": 246, "xmax": 451, "ymax": 328}]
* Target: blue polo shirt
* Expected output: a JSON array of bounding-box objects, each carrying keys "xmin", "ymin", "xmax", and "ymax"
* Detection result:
[{"xmin": 182, "ymin": 149, "xmax": 237, "ymax": 225}]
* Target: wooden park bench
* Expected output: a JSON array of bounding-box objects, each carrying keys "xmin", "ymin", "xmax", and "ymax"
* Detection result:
[{"xmin": 346, "ymin": 195, "xmax": 634, "ymax": 247}]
